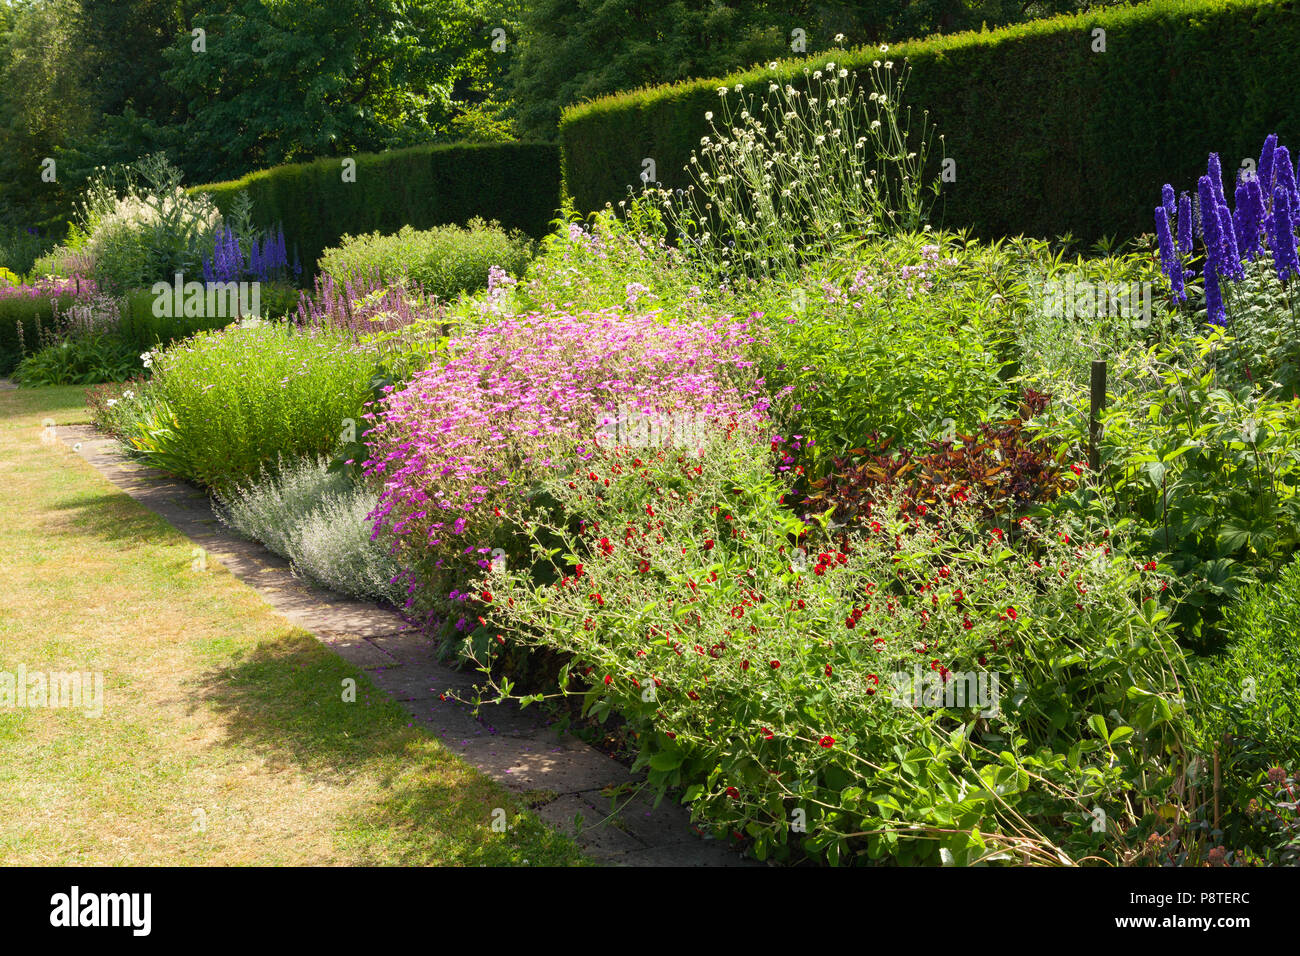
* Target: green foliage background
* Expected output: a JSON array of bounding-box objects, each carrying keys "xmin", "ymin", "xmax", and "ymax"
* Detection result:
[{"xmin": 558, "ymin": 0, "xmax": 1300, "ymax": 244}]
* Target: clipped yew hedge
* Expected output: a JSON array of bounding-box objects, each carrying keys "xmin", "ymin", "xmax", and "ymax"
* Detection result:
[
  {"xmin": 559, "ymin": 0, "xmax": 1300, "ymax": 243},
  {"xmin": 191, "ymin": 142, "xmax": 561, "ymax": 275}
]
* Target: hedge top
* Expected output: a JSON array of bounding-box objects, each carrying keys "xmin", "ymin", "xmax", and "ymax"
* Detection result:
[{"xmin": 558, "ymin": 0, "xmax": 1298, "ymax": 242}]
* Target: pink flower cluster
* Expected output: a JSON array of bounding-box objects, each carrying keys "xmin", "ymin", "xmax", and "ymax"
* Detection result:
[
  {"xmin": 0, "ymin": 277, "xmax": 95, "ymax": 300},
  {"xmin": 364, "ymin": 308, "xmax": 769, "ymax": 551}
]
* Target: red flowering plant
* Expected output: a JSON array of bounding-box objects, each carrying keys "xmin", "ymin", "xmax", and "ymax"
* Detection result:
[{"xmin": 467, "ymin": 428, "xmax": 1191, "ymax": 865}]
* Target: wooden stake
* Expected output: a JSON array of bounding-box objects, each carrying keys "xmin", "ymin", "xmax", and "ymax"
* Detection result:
[{"xmin": 1089, "ymin": 359, "xmax": 1107, "ymax": 473}]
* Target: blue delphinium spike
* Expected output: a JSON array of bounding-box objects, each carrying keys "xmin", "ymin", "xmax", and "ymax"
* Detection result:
[
  {"xmin": 1208, "ymin": 153, "xmax": 1227, "ymax": 207},
  {"xmin": 1154, "ymin": 206, "xmax": 1185, "ymax": 302},
  {"xmin": 1270, "ymin": 185, "xmax": 1300, "ymax": 283},
  {"xmin": 1259, "ymin": 134, "xmax": 1278, "ymax": 196},
  {"xmin": 1217, "ymin": 202, "xmax": 1243, "ymax": 279},
  {"xmin": 1234, "ymin": 177, "xmax": 1263, "ymax": 260},
  {"xmin": 1177, "ymin": 192, "xmax": 1193, "ymax": 257}
]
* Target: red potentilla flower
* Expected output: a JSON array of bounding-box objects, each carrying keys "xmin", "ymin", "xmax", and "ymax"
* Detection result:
[
  {"xmin": 845, "ymin": 616, "xmax": 856, "ymax": 629},
  {"xmin": 730, "ymin": 605, "xmax": 744, "ymax": 618},
  {"xmin": 825, "ymin": 664, "xmax": 833, "ymax": 677},
  {"xmin": 604, "ymin": 674, "xmax": 612, "ymax": 685},
  {"xmin": 666, "ymin": 731, "xmax": 676, "ymax": 739},
  {"xmin": 938, "ymin": 566, "xmax": 951, "ymax": 578},
  {"xmin": 725, "ymin": 787, "xmax": 740, "ymax": 798},
  {"xmin": 769, "ymin": 659, "xmax": 781, "ymax": 670},
  {"xmin": 599, "ymin": 537, "xmax": 613, "ymax": 555},
  {"xmin": 962, "ymin": 616, "xmax": 974, "ymax": 630},
  {"xmin": 1006, "ymin": 606, "xmax": 1018, "ymax": 621},
  {"xmin": 703, "ymin": 538, "xmax": 714, "ymax": 550},
  {"xmin": 639, "ymin": 560, "xmax": 650, "ymax": 573},
  {"xmin": 1070, "ymin": 463, "xmax": 1083, "ymax": 476},
  {"xmin": 978, "ymin": 656, "xmax": 987, "ymax": 666},
  {"xmin": 991, "ymin": 527, "xmax": 1004, "ymax": 540},
  {"xmin": 866, "ymin": 673, "xmax": 879, "ymax": 685},
  {"xmin": 589, "ymin": 592, "xmax": 604, "ymax": 606},
  {"xmin": 480, "ymin": 590, "xmax": 493, "ymax": 602},
  {"xmin": 687, "ymin": 690, "xmax": 700, "ymax": 700},
  {"xmin": 574, "ymin": 563, "xmax": 584, "ymax": 577},
  {"xmin": 741, "ymin": 659, "xmax": 750, "ymax": 671},
  {"xmin": 760, "ymin": 726, "xmax": 774, "ymax": 740},
  {"xmin": 817, "ymin": 735, "xmax": 835, "ymax": 749}
]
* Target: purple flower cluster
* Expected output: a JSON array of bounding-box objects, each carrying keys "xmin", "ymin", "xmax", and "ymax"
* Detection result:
[
  {"xmin": 0, "ymin": 276, "xmax": 95, "ymax": 300},
  {"xmin": 202, "ymin": 225, "xmax": 300, "ymax": 284},
  {"xmin": 295, "ymin": 272, "xmax": 441, "ymax": 340},
  {"xmin": 363, "ymin": 308, "xmax": 769, "ymax": 557},
  {"xmin": 1156, "ymin": 135, "xmax": 1300, "ymax": 325}
]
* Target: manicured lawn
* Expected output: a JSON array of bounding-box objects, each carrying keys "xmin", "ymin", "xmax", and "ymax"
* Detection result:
[{"xmin": 0, "ymin": 385, "xmax": 588, "ymax": 866}]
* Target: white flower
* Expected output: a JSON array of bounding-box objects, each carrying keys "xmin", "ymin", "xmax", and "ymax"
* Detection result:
[
  {"xmin": 733, "ymin": 83, "xmax": 744, "ymax": 93},
  {"xmin": 122, "ymin": 389, "xmax": 134, "ymax": 400},
  {"xmin": 705, "ymin": 111, "xmax": 713, "ymax": 121},
  {"xmin": 140, "ymin": 350, "xmax": 153, "ymax": 368},
  {"xmin": 834, "ymin": 33, "xmax": 845, "ymax": 43},
  {"xmin": 717, "ymin": 86, "xmax": 728, "ymax": 96},
  {"xmin": 879, "ymin": 43, "xmax": 889, "ymax": 52},
  {"xmin": 105, "ymin": 399, "xmax": 117, "ymax": 407}
]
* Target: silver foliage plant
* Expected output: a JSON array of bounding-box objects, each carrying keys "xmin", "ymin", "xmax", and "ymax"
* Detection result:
[{"xmin": 215, "ymin": 455, "xmax": 404, "ymax": 604}]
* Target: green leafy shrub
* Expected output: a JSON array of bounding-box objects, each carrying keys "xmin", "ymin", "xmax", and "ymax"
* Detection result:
[
  {"xmin": 1083, "ymin": 332, "xmax": 1300, "ymax": 648},
  {"xmin": 13, "ymin": 333, "xmax": 139, "ymax": 386},
  {"xmin": 194, "ymin": 142, "xmax": 561, "ymax": 280},
  {"xmin": 472, "ymin": 433, "xmax": 1188, "ymax": 865},
  {"xmin": 1192, "ymin": 557, "xmax": 1300, "ymax": 775},
  {"xmin": 0, "ymin": 292, "xmax": 81, "ymax": 374},
  {"xmin": 317, "ymin": 219, "xmax": 534, "ymax": 301},
  {"xmin": 118, "ymin": 322, "xmax": 376, "ymax": 489},
  {"xmin": 756, "ymin": 234, "xmax": 1013, "ymax": 464},
  {"xmin": 216, "ymin": 455, "xmax": 404, "ymax": 604}
]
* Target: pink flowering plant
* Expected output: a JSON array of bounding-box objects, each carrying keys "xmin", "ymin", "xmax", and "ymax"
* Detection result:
[
  {"xmin": 364, "ymin": 307, "xmax": 774, "ymax": 634},
  {"xmin": 466, "ymin": 432, "xmax": 1191, "ymax": 865}
]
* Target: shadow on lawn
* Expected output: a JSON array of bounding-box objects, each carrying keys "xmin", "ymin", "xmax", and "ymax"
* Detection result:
[
  {"xmin": 189, "ymin": 632, "xmax": 587, "ymax": 865},
  {"xmin": 42, "ymin": 490, "xmax": 182, "ymax": 547}
]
